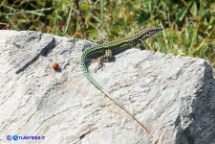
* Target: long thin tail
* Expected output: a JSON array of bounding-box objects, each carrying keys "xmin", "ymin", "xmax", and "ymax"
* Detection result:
[{"xmin": 81, "ymin": 54, "xmax": 150, "ymax": 133}]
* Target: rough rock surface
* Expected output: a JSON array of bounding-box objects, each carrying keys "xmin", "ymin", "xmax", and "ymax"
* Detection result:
[{"xmin": 0, "ymin": 30, "xmax": 214, "ymax": 144}]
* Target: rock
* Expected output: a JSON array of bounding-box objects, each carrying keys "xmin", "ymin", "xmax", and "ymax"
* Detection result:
[{"xmin": 0, "ymin": 30, "xmax": 214, "ymax": 144}]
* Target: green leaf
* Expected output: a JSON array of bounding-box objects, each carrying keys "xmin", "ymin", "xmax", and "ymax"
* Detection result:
[{"xmin": 191, "ymin": 2, "xmax": 198, "ymax": 17}]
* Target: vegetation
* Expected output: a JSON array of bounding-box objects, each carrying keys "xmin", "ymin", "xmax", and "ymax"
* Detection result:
[{"xmin": 0, "ymin": 0, "xmax": 214, "ymax": 66}]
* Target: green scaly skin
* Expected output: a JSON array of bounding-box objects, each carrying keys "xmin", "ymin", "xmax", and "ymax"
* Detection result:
[{"xmin": 81, "ymin": 27, "xmax": 163, "ymax": 133}]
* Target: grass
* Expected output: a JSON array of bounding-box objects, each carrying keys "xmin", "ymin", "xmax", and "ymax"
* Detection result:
[{"xmin": 0, "ymin": 0, "xmax": 214, "ymax": 66}]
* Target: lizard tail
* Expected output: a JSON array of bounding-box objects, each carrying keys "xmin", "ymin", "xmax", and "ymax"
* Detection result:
[{"xmin": 81, "ymin": 52, "xmax": 150, "ymax": 134}]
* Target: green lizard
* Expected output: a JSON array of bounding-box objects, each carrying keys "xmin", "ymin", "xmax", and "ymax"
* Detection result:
[{"xmin": 81, "ymin": 27, "xmax": 163, "ymax": 133}]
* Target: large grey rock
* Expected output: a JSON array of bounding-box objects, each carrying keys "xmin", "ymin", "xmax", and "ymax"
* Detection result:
[{"xmin": 0, "ymin": 30, "xmax": 214, "ymax": 144}]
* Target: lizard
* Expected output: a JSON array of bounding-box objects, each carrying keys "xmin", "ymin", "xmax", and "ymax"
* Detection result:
[{"xmin": 81, "ymin": 27, "xmax": 163, "ymax": 133}]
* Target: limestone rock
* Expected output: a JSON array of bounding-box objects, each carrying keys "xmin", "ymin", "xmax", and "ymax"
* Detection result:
[{"xmin": 0, "ymin": 30, "xmax": 214, "ymax": 144}]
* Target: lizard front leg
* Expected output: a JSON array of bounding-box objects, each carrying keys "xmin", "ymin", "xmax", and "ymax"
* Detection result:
[
  {"xmin": 137, "ymin": 43, "xmax": 145, "ymax": 50},
  {"xmin": 136, "ymin": 39, "xmax": 146, "ymax": 50}
]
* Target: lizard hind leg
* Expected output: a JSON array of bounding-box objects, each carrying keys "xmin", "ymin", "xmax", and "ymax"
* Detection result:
[{"xmin": 96, "ymin": 49, "xmax": 113, "ymax": 71}]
